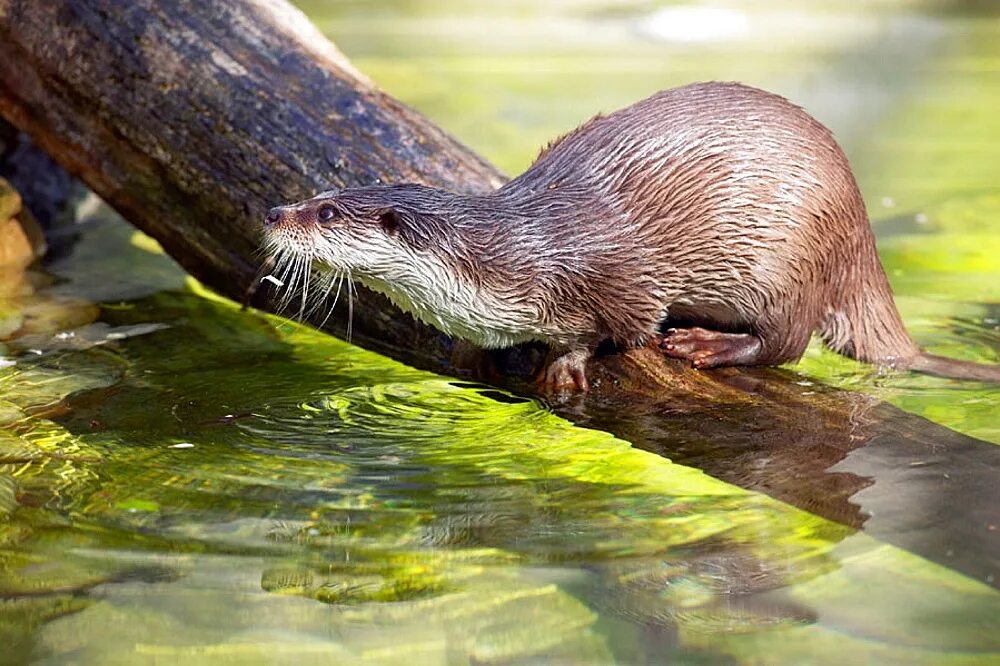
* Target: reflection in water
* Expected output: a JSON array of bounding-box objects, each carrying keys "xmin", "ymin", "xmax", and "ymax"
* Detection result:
[
  {"xmin": 1, "ymin": 0, "xmax": 999, "ymax": 663},
  {"xmin": 582, "ymin": 363, "xmax": 1000, "ymax": 587},
  {"xmin": 3, "ymin": 243, "xmax": 999, "ymax": 661}
]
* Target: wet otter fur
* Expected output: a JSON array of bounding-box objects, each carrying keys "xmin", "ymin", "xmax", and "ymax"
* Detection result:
[{"xmin": 263, "ymin": 82, "xmax": 1000, "ymax": 390}]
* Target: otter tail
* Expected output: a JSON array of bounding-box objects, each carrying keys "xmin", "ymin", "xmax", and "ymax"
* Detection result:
[
  {"xmin": 819, "ymin": 249, "xmax": 1000, "ymax": 382},
  {"xmin": 906, "ymin": 352, "xmax": 1000, "ymax": 382}
]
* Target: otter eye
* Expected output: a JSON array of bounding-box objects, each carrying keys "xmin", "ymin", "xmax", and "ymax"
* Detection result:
[{"xmin": 317, "ymin": 205, "xmax": 335, "ymax": 223}]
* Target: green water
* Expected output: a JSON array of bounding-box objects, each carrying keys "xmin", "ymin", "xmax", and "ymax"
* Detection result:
[{"xmin": 1, "ymin": 1, "xmax": 999, "ymax": 664}]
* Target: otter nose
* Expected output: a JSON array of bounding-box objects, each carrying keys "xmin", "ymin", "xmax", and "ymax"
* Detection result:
[
  {"xmin": 264, "ymin": 207, "xmax": 284, "ymax": 227},
  {"xmin": 264, "ymin": 207, "xmax": 284, "ymax": 228}
]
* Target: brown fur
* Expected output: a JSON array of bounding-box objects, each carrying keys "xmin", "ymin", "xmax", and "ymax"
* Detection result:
[{"xmin": 267, "ymin": 82, "xmax": 1000, "ymax": 387}]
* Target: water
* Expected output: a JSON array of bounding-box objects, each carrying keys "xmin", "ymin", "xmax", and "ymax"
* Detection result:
[{"xmin": 1, "ymin": 1, "xmax": 998, "ymax": 664}]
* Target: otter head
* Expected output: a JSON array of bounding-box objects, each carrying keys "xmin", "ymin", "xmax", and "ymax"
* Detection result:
[
  {"xmin": 261, "ymin": 184, "xmax": 540, "ymax": 348},
  {"xmin": 262, "ymin": 184, "xmax": 446, "ymax": 275}
]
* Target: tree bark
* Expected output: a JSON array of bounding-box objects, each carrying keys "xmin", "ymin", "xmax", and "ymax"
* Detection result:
[{"xmin": 1, "ymin": 0, "xmax": 998, "ymax": 587}]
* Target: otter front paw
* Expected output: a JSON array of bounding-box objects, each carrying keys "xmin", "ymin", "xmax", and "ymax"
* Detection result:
[{"xmin": 537, "ymin": 348, "xmax": 591, "ymax": 391}]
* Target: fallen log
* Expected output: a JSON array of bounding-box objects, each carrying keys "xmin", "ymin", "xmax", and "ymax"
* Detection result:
[{"xmin": 0, "ymin": 0, "xmax": 997, "ymax": 587}]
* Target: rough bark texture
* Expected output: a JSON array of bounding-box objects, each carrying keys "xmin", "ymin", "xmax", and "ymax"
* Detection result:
[
  {"xmin": 0, "ymin": 0, "xmax": 997, "ymax": 587},
  {"xmin": 0, "ymin": 0, "xmax": 503, "ymax": 366}
]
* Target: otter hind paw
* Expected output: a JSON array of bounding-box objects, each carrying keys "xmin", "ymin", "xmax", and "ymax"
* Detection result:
[{"xmin": 659, "ymin": 327, "xmax": 763, "ymax": 369}]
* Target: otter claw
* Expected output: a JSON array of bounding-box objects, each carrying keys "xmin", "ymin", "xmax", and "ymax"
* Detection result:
[
  {"xmin": 538, "ymin": 349, "xmax": 591, "ymax": 391},
  {"xmin": 660, "ymin": 327, "xmax": 764, "ymax": 369}
]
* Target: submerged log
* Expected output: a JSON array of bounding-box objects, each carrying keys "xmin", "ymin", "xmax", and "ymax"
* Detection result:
[{"xmin": 0, "ymin": 0, "xmax": 997, "ymax": 586}]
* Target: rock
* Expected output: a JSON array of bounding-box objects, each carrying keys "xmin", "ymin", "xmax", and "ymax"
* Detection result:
[
  {"xmin": 0, "ymin": 176, "xmax": 20, "ymax": 221},
  {"xmin": 0, "ymin": 178, "xmax": 46, "ymax": 270}
]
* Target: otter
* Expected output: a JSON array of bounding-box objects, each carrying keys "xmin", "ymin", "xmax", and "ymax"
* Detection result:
[{"xmin": 262, "ymin": 82, "xmax": 1000, "ymax": 390}]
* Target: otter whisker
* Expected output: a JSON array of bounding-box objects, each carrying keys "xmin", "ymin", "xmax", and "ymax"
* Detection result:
[
  {"xmin": 279, "ymin": 253, "xmax": 306, "ymax": 315},
  {"xmin": 304, "ymin": 265, "xmax": 335, "ymax": 322},
  {"xmin": 298, "ymin": 258, "xmax": 312, "ymax": 321},
  {"xmin": 271, "ymin": 256, "xmax": 295, "ymax": 315},
  {"xmin": 266, "ymin": 253, "xmax": 291, "ymax": 314},
  {"xmin": 317, "ymin": 270, "xmax": 345, "ymax": 330},
  {"xmin": 285, "ymin": 265, "xmax": 307, "ymax": 316},
  {"xmin": 346, "ymin": 268, "xmax": 355, "ymax": 342}
]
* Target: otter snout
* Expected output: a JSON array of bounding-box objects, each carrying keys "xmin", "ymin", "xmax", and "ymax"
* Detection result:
[{"xmin": 264, "ymin": 206, "xmax": 287, "ymax": 229}]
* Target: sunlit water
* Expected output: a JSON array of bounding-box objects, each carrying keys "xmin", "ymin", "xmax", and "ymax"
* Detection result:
[{"xmin": 1, "ymin": 1, "xmax": 998, "ymax": 664}]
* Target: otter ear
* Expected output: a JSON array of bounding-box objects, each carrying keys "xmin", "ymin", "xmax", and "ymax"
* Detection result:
[
  {"xmin": 373, "ymin": 207, "xmax": 431, "ymax": 249},
  {"xmin": 374, "ymin": 207, "xmax": 402, "ymax": 236}
]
